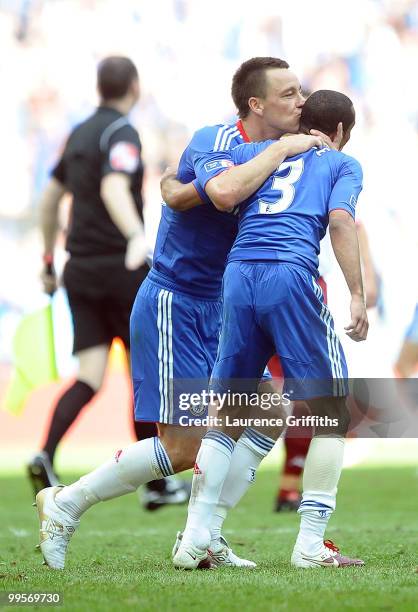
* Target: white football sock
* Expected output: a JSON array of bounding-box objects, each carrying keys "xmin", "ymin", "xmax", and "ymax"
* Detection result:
[
  {"xmin": 295, "ymin": 435, "xmax": 345, "ymax": 556},
  {"xmin": 56, "ymin": 437, "xmax": 173, "ymax": 520},
  {"xmin": 183, "ymin": 431, "xmax": 235, "ymax": 551},
  {"xmin": 210, "ymin": 427, "xmax": 275, "ymax": 546}
]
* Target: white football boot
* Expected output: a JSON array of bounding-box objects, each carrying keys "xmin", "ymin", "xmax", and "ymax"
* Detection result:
[
  {"xmin": 35, "ymin": 486, "xmax": 79, "ymax": 570},
  {"xmin": 208, "ymin": 536, "xmax": 257, "ymax": 568},
  {"xmin": 172, "ymin": 529, "xmax": 212, "ymax": 570},
  {"xmin": 291, "ymin": 539, "xmax": 365, "ymax": 568},
  {"xmin": 172, "ymin": 531, "xmax": 256, "ymax": 569}
]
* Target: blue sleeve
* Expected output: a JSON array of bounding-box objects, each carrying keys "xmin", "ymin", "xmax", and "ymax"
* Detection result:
[
  {"xmin": 188, "ymin": 125, "xmax": 225, "ymax": 153},
  {"xmin": 193, "ymin": 141, "xmax": 274, "ymax": 194},
  {"xmin": 192, "ymin": 178, "xmax": 211, "ymax": 203},
  {"xmin": 328, "ymin": 156, "xmax": 363, "ymax": 219},
  {"xmin": 177, "ymin": 125, "xmax": 229, "ymax": 204},
  {"xmin": 193, "ymin": 150, "xmax": 236, "ymax": 192}
]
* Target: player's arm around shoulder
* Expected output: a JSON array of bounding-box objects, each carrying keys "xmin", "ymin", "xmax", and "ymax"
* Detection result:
[{"xmin": 195, "ymin": 134, "xmax": 323, "ymax": 212}]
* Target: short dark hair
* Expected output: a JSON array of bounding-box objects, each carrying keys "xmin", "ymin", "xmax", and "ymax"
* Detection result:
[
  {"xmin": 97, "ymin": 56, "xmax": 138, "ymax": 101},
  {"xmin": 300, "ymin": 89, "xmax": 355, "ymax": 136},
  {"xmin": 231, "ymin": 57, "xmax": 290, "ymax": 119}
]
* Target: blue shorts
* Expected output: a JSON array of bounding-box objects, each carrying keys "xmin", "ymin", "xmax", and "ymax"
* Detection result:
[
  {"xmin": 211, "ymin": 262, "xmax": 348, "ymax": 400},
  {"xmin": 130, "ymin": 278, "xmax": 222, "ymax": 424}
]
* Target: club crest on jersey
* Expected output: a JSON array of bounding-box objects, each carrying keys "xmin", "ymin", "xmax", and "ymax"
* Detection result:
[
  {"xmin": 189, "ymin": 401, "xmax": 206, "ymax": 417},
  {"xmin": 204, "ymin": 159, "xmax": 234, "ymax": 172},
  {"xmin": 109, "ymin": 142, "xmax": 140, "ymax": 172}
]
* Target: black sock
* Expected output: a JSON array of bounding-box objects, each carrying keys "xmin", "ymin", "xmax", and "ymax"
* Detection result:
[
  {"xmin": 133, "ymin": 419, "xmax": 168, "ymax": 492},
  {"xmin": 133, "ymin": 420, "xmax": 158, "ymax": 441},
  {"xmin": 43, "ymin": 380, "xmax": 95, "ymax": 464}
]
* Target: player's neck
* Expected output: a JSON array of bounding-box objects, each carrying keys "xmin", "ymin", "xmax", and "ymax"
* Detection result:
[
  {"xmin": 241, "ymin": 117, "xmax": 284, "ymax": 142},
  {"xmin": 100, "ymin": 96, "xmax": 133, "ymax": 116}
]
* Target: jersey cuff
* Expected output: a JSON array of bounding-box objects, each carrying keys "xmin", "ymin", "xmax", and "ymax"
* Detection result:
[
  {"xmin": 198, "ymin": 168, "xmax": 231, "ymax": 194},
  {"xmin": 328, "ymin": 206, "xmax": 355, "ymax": 220},
  {"xmin": 192, "ymin": 178, "xmax": 211, "ymax": 205}
]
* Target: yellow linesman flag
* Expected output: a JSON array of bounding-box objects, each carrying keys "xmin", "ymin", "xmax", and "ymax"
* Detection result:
[{"xmin": 2, "ymin": 303, "xmax": 58, "ymax": 415}]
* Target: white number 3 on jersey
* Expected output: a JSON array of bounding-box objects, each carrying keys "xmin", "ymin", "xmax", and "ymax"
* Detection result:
[{"xmin": 258, "ymin": 158, "xmax": 304, "ymax": 214}]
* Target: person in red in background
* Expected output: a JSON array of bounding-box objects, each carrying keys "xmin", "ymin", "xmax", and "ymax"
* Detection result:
[{"xmin": 274, "ymin": 220, "xmax": 378, "ymax": 511}]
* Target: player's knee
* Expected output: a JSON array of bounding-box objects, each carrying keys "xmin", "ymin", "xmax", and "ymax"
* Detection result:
[
  {"xmin": 308, "ymin": 397, "xmax": 350, "ymax": 436},
  {"xmin": 167, "ymin": 442, "xmax": 199, "ymax": 472},
  {"xmin": 251, "ymin": 406, "xmax": 286, "ymax": 440},
  {"xmin": 77, "ymin": 345, "xmax": 109, "ymax": 391},
  {"xmin": 159, "ymin": 426, "xmax": 202, "ymax": 472},
  {"xmin": 337, "ymin": 403, "xmax": 351, "ymax": 435},
  {"xmin": 248, "ymin": 385, "xmax": 288, "ymax": 441},
  {"xmin": 253, "ymin": 423, "xmax": 282, "ymax": 442},
  {"xmin": 77, "ymin": 363, "xmax": 106, "ymax": 392}
]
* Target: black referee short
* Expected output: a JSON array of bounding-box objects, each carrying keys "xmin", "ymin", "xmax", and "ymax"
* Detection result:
[{"xmin": 63, "ymin": 255, "xmax": 149, "ymax": 354}]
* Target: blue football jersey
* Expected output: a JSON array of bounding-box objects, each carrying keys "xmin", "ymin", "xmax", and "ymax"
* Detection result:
[
  {"xmin": 194, "ymin": 142, "xmax": 363, "ymax": 276},
  {"xmin": 149, "ymin": 123, "xmax": 246, "ymax": 299}
]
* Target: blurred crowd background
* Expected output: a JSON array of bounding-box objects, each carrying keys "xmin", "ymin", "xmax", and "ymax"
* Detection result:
[{"xmin": 1, "ymin": 0, "xmax": 418, "ymax": 383}]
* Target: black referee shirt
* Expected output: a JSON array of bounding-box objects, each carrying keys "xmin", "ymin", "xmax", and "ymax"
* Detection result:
[{"xmin": 52, "ymin": 106, "xmax": 144, "ymax": 257}]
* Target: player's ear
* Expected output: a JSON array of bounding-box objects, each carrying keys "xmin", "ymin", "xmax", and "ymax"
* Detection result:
[
  {"xmin": 130, "ymin": 77, "xmax": 140, "ymax": 101},
  {"xmin": 248, "ymin": 97, "xmax": 264, "ymax": 116}
]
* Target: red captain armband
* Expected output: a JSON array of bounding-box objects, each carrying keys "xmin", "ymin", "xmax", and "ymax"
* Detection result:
[{"xmin": 43, "ymin": 253, "xmax": 54, "ymax": 265}]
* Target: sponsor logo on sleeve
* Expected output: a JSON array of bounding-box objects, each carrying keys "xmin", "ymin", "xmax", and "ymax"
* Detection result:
[
  {"xmin": 109, "ymin": 142, "xmax": 140, "ymax": 172},
  {"xmin": 204, "ymin": 159, "xmax": 234, "ymax": 172}
]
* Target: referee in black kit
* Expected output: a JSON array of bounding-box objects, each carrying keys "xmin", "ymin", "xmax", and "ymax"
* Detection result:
[{"xmin": 28, "ymin": 56, "xmax": 189, "ymax": 510}]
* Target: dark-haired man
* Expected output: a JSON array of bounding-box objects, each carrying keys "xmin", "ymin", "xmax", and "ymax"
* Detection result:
[
  {"xmin": 28, "ymin": 56, "xmax": 188, "ymax": 508},
  {"xmin": 162, "ymin": 57, "xmax": 311, "ymax": 207},
  {"xmin": 34, "ymin": 58, "xmax": 325, "ymax": 570},
  {"xmin": 174, "ymin": 90, "xmax": 367, "ymax": 569},
  {"xmin": 161, "ymin": 58, "xmax": 340, "ymax": 531}
]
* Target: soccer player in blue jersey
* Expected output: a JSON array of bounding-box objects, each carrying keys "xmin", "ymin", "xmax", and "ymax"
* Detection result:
[
  {"xmin": 174, "ymin": 90, "xmax": 368, "ymax": 569},
  {"xmin": 34, "ymin": 58, "xmax": 325, "ymax": 570}
]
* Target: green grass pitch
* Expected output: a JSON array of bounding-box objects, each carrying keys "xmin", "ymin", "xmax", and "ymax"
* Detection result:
[{"xmin": 0, "ymin": 466, "xmax": 417, "ymax": 611}]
